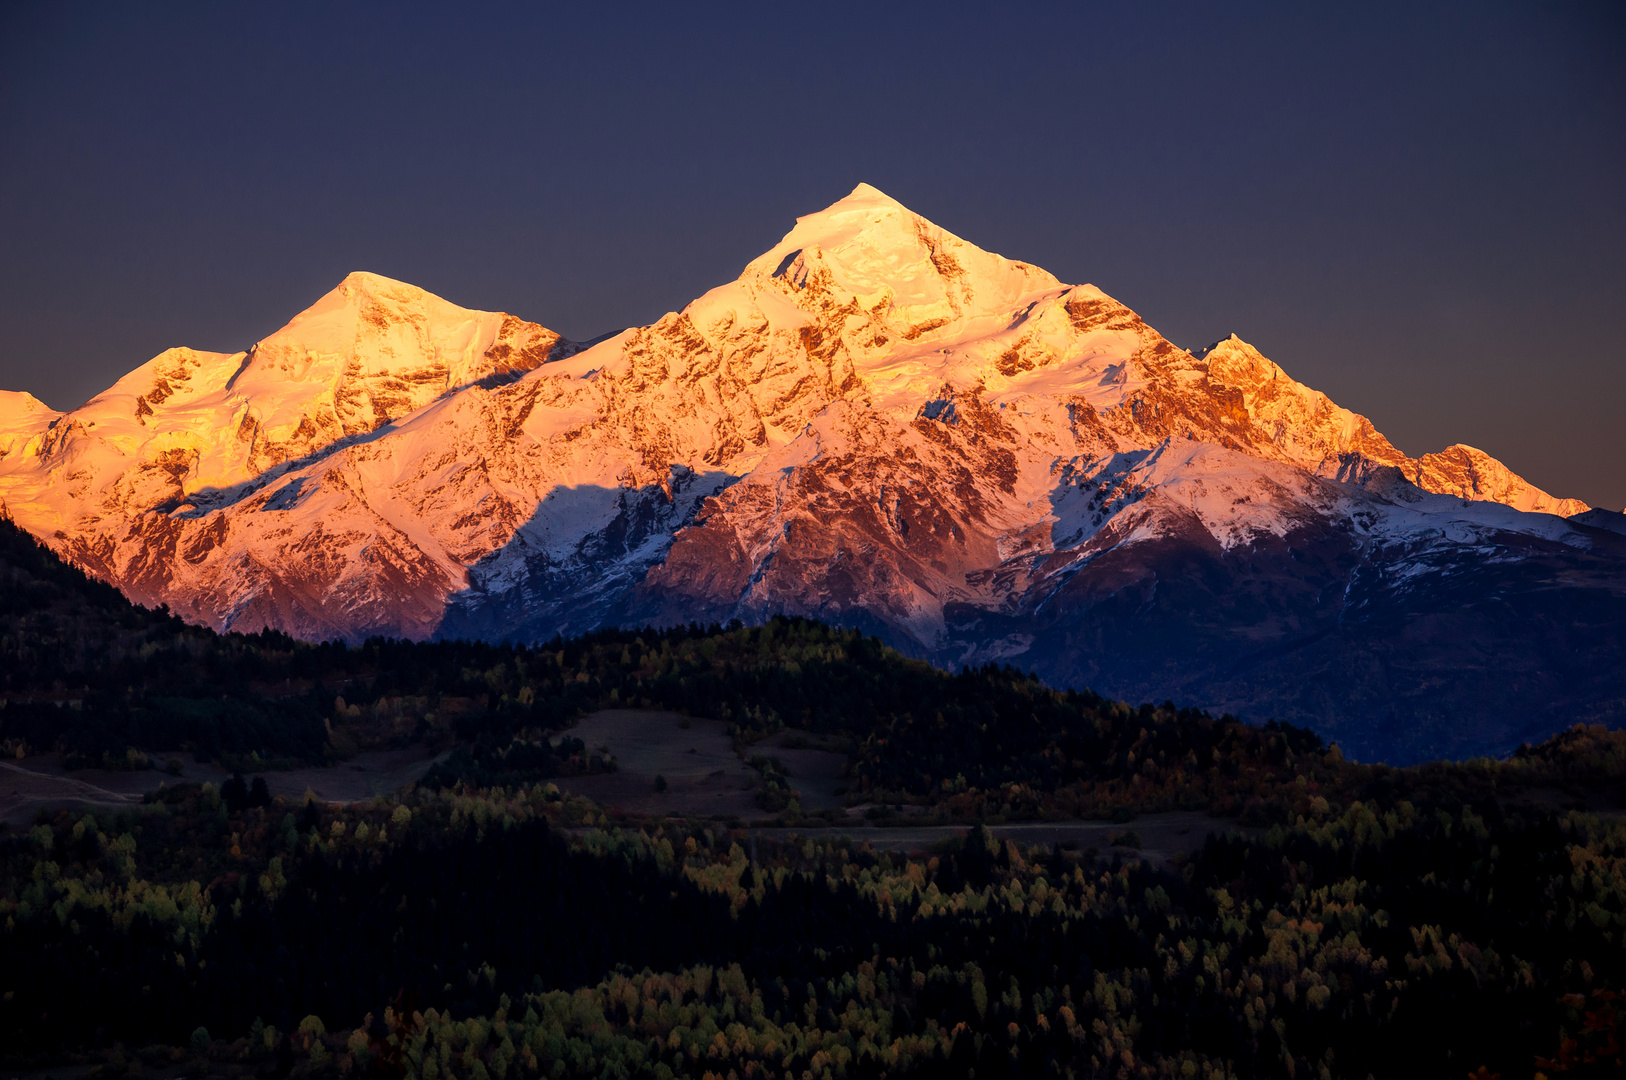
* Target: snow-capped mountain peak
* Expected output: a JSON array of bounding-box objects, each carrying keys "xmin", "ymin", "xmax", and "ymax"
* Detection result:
[
  {"xmin": 1407, "ymin": 443, "xmax": 1588, "ymax": 517},
  {"xmin": 743, "ymin": 182, "xmax": 1059, "ymax": 325},
  {"xmin": 0, "ymin": 273, "xmax": 570, "ymax": 540},
  {"xmin": 0, "ymin": 186, "xmax": 1614, "ymax": 761}
]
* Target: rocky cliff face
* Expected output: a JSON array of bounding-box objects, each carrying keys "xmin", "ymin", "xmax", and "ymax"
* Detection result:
[{"xmin": 1, "ymin": 186, "xmax": 1618, "ymax": 760}]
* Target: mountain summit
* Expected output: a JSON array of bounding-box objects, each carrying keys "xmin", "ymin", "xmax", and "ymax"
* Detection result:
[{"xmin": 0, "ymin": 187, "xmax": 1619, "ymax": 760}]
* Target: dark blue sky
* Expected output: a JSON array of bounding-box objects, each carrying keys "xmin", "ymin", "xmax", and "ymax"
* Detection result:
[{"xmin": 3, "ymin": 1, "xmax": 1622, "ymax": 508}]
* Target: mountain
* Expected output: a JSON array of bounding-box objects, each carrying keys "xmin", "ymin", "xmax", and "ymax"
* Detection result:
[
  {"xmin": 2, "ymin": 184, "xmax": 1621, "ymax": 761},
  {"xmin": 0, "ymin": 271, "xmax": 574, "ymax": 638}
]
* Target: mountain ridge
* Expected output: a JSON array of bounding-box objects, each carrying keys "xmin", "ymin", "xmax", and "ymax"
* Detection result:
[{"xmin": 0, "ymin": 183, "xmax": 1618, "ymax": 760}]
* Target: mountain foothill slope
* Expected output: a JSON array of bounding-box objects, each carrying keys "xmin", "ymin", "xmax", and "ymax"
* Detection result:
[{"xmin": 1, "ymin": 184, "xmax": 1621, "ymax": 761}]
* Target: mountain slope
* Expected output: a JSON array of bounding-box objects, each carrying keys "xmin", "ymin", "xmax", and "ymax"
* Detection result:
[
  {"xmin": 0, "ymin": 272, "xmax": 575, "ymax": 632},
  {"xmin": 0, "ymin": 184, "xmax": 1617, "ymax": 760}
]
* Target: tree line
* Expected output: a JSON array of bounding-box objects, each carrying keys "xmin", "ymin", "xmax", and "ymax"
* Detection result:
[{"xmin": 2, "ymin": 772, "xmax": 1622, "ymax": 1076}]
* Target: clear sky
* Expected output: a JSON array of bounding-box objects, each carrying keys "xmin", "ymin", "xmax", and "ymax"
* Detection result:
[{"xmin": 2, "ymin": 1, "xmax": 1622, "ymax": 508}]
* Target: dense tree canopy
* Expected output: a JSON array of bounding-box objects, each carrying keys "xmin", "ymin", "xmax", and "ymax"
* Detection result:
[{"xmin": 4, "ymin": 513, "xmax": 1626, "ymax": 1077}]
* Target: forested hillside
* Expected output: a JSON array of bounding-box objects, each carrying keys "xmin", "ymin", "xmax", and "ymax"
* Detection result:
[
  {"xmin": 0, "ymin": 510, "xmax": 1362, "ymax": 820},
  {"xmin": 4, "ymin": 756, "xmax": 1625, "ymax": 1077},
  {"xmin": 3, "ymin": 513, "xmax": 1626, "ymax": 1076}
]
